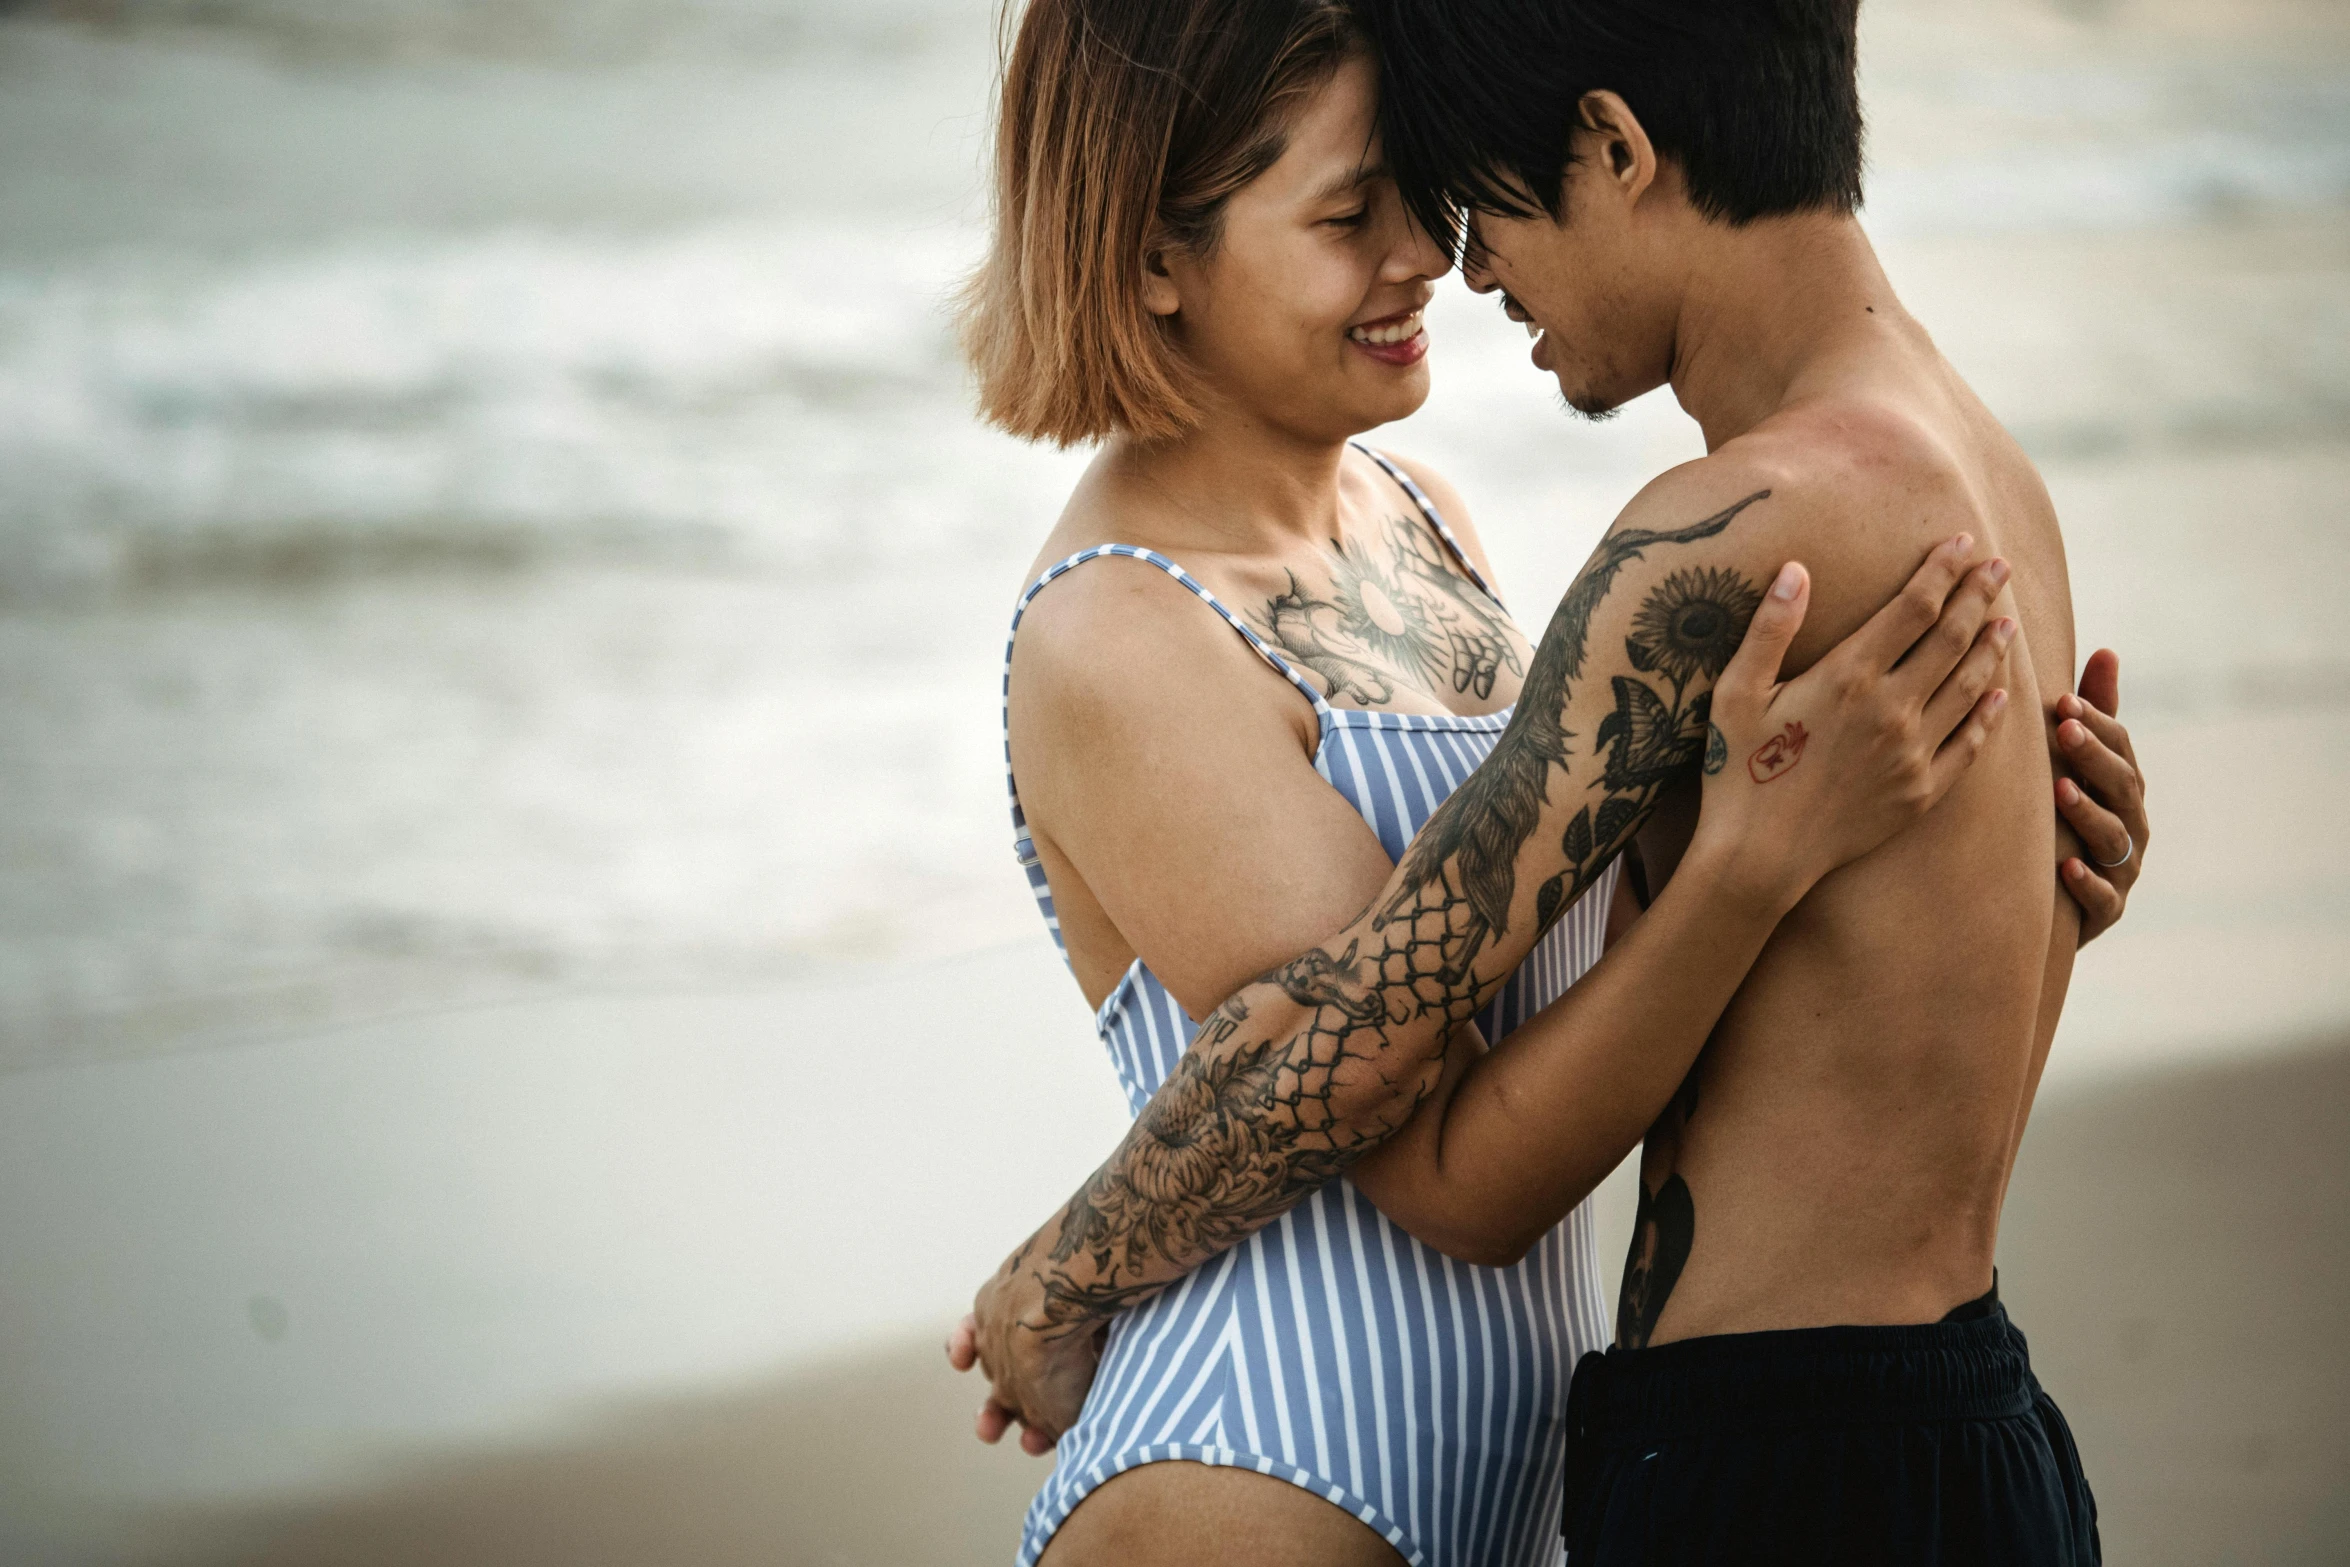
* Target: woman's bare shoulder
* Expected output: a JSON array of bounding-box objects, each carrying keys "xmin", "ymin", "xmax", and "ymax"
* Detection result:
[{"xmin": 1009, "ymin": 542, "xmax": 1296, "ymax": 750}]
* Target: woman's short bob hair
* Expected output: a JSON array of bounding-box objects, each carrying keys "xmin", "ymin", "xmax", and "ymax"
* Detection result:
[{"xmin": 959, "ymin": 0, "xmax": 1360, "ymax": 447}]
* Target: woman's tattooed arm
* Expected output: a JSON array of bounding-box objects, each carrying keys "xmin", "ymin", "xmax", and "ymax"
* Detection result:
[{"xmin": 994, "ymin": 492, "xmax": 1773, "ymax": 1352}]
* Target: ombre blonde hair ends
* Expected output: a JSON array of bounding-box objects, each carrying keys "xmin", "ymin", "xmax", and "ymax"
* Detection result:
[{"xmin": 958, "ymin": 0, "xmax": 1358, "ymax": 446}]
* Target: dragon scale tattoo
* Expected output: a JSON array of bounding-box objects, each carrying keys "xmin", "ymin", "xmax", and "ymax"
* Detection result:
[{"xmin": 1013, "ymin": 492, "xmax": 1772, "ymax": 1345}]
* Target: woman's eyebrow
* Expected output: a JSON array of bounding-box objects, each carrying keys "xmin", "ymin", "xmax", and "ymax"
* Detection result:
[{"xmin": 1310, "ymin": 162, "xmax": 1390, "ymax": 203}]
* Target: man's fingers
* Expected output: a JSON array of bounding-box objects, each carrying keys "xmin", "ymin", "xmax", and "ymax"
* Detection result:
[
  {"xmin": 1849, "ymin": 534, "xmax": 1980, "ymax": 672},
  {"xmin": 1927, "ymin": 687, "xmax": 2009, "ymax": 797},
  {"xmin": 1021, "ymin": 1424, "xmax": 1057, "ymax": 1458},
  {"xmin": 1719, "ymin": 561, "xmax": 1810, "ymax": 701},
  {"xmin": 946, "ymin": 1315, "xmax": 980, "ymax": 1373},
  {"xmin": 2078, "ymin": 647, "xmax": 2122, "ymax": 720},
  {"xmin": 1921, "ymin": 616, "xmax": 2017, "ymax": 743},
  {"xmin": 2057, "ymin": 777, "xmax": 2135, "ymax": 876},
  {"xmin": 1891, "ymin": 556, "xmax": 2010, "ymax": 694},
  {"xmin": 2062, "ymin": 856, "xmax": 2124, "ymax": 941}
]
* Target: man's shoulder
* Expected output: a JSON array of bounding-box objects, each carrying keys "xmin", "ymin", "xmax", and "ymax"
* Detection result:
[
  {"xmin": 1621, "ymin": 402, "xmax": 1978, "ymax": 586},
  {"xmin": 1622, "ymin": 399, "xmax": 1967, "ymax": 536},
  {"xmin": 1595, "ymin": 399, "xmax": 1989, "ymax": 669}
]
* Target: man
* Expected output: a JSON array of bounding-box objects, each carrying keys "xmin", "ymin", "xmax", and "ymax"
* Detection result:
[{"xmin": 968, "ymin": 1, "xmax": 2144, "ymax": 1558}]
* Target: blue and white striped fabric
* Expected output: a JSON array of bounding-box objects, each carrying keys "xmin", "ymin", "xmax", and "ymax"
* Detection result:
[{"xmin": 1002, "ymin": 450, "xmax": 1618, "ymax": 1567}]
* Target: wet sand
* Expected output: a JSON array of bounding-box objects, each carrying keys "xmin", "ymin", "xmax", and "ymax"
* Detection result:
[{"xmin": 103, "ymin": 1041, "xmax": 2345, "ymax": 1567}]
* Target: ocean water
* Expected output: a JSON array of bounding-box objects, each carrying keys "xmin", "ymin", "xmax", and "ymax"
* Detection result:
[{"xmin": 2, "ymin": 0, "xmax": 2349, "ymax": 1067}]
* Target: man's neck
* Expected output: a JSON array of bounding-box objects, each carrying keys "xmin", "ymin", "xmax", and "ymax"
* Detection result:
[{"xmin": 1665, "ymin": 214, "xmax": 1909, "ymax": 453}]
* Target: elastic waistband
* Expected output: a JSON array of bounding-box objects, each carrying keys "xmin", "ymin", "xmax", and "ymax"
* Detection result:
[{"xmin": 1569, "ymin": 1308, "xmax": 2039, "ymax": 1444}]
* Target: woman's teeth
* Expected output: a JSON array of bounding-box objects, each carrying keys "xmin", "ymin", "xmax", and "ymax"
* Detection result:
[{"xmin": 1348, "ymin": 312, "xmax": 1424, "ymax": 346}]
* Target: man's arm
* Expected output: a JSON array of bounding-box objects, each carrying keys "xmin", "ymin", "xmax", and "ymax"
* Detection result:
[{"xmin": 971, "ymin": 476, "xmax": 2007, "ymax": 1439}]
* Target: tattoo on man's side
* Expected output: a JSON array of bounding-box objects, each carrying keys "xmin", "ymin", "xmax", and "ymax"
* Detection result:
[
  {"xmin": 1703, "ymin": 722, "xmax": 1728, "ymax": 777},
  {"xmin": 1617, "ymin": 1172, "xmax": 1695, "ymax": 1350},
  {"xmin": 1617, "ymin": 1067, "xmax": 1704, "ymax": 1350}
]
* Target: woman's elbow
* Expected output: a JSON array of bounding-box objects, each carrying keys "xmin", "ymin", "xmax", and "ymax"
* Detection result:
[
  {"xmin": 1327, "ymin": 1052, "xmax": 1451, "ymax": 1147},
  {"xmin": 1449, "ymin": 1234, "xmax": 1535, "ymax": 1269},
  {"xmin": 1405, "ymin": 1218, "xmax": 1537, "ymax": 1270}
]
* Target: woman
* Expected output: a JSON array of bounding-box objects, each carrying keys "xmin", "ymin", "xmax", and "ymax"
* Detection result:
[{"xmin": 951, "ymin": 2, "xmax": 2150, "ymax": 1563}]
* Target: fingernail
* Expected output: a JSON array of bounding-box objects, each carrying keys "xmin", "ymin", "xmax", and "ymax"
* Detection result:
[
  {"xmin": 1772, "ymin": 562, "xmax": 1802, "ymax": 601},
  {"xmin": 2066, "ymin": 860, "xmax": 2087, "ymax": 881},
  {"xmin": 2061, "ymin": 719, "xmax": 2083, "ymax": 747},
  {"xmin": 1988, "ymin": 689, "xmax": 2009, "ymax": 713},
  {"xmin": 1987, "ymin": 559, "xmax": 2011, "ymax": 587},
  {"xmin": 2058, "ymin": 693, "xmax": 2082, "ymax": 718},
  {"xmin": 1994, "ymin": 617, "xmax": 2017, "ymax": 646},
  {"xmin": 2058, "ymin": 779, "xmax": 2078, "ymax": 805},
  {"xmin": 1953, "ymin": 533, "xmax": 1974, "ymax": 557}
]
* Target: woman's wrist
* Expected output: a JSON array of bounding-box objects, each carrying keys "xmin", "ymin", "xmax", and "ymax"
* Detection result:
[{"xmin": 1674, "ymin": 826, "xmax": 1813, "ymax": 925}]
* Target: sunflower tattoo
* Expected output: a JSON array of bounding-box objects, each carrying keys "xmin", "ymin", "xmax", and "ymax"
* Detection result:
[{"xmin": 1627, "ymin": 567, "xmax": 1762, "ymax": 686}]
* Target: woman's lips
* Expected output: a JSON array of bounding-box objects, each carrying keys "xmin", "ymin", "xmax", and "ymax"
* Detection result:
[{"xmin": 1347, "ymin": 308, "xmax": 1428, "ymax": 366}]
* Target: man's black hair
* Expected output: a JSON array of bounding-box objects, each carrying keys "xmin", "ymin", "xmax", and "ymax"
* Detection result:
[{"xmin": 1359, "ymin": 0, "xmax": 1864, "ymax": 251}]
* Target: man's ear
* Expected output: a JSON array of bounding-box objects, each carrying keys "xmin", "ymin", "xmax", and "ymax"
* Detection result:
[
  {"xmin": 1140, "ymin": 242, "xmax": 1181, "ymax": 318},
  {"xmin": 1575, "ymin": 90, "xmax": 1659, "ymax": 208}
]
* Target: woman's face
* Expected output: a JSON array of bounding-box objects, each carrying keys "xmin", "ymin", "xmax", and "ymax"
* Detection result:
[{"xmin": 1150, "ymin": 53, "xmax": 1450, "ymax": 445}]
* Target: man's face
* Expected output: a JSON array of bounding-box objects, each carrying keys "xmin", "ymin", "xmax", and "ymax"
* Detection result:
[{"xmin": 1458, "ymin": 158, "xmax": 1679, "ymax": 421}]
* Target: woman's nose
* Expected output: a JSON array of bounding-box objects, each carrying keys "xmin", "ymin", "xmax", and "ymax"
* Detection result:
[{"xmin": 1389, "ymin": 213, "xmax": 1453, "ymax": 284}]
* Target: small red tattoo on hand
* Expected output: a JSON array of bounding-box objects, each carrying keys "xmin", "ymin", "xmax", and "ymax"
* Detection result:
[{"xmin": 1748, "ymin": 721, "xmax": 1809, "ymax": 784}]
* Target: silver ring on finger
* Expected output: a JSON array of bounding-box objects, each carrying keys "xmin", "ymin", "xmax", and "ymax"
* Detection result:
[{"xmin": 2095, "ymin": 836, "xmax": 2134, "ymax": 870}]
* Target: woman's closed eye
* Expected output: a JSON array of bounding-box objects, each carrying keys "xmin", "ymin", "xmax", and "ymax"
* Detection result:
[{"xmin": 1323, "ymin": 206, "xmax": 1370, "ymax": 229}]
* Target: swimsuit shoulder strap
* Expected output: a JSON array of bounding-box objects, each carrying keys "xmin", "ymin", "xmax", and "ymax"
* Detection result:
[
  {"xmin": 1003, "ymin": 544, "xmax": 1333, "ymax": 871},
  {"xmin": 1349, "ymin": 441, "xmax": 1505, "ymax": 608},
  {"xmin": 1008, "ymin": 544, "xmax": 1331, "ymax": 717}
]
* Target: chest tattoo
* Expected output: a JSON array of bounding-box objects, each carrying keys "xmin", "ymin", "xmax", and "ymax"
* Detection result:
[{"xmin": 1253, "ymin": 514, "xmax": 1524, "ymax": 708}]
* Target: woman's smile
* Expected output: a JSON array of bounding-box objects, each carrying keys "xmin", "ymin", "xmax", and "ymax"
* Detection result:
[{"xmin": 1346, "ymin": 306, "xmax": 1428, "ymax": 366}]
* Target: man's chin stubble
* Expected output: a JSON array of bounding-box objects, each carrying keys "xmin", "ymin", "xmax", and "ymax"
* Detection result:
[{"xmin": 1558, "ymin": 389, "xmax": 1623, "ymax": 423}]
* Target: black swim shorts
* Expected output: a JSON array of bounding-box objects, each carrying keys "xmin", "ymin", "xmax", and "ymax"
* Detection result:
[{"xmin": 1561, "ymin": 1293, "xmax": 2100, "ymax": 1565}]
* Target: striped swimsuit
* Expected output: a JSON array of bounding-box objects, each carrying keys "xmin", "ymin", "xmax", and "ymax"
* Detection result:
[{"xmin": 1003, "ymin": 448, "xmax": 1619, "ymax": 1567}]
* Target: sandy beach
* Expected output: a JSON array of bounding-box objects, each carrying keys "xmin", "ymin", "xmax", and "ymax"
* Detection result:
[
  {"xmin": 177, "ymin": 1042, "xmax": 2343, "ymax": 1567},
  {"xmin": 4, "ymin": 1020, "xmax": 2339, "ymax": 1566}
]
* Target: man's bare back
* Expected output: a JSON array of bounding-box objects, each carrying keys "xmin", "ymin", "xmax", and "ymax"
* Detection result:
[{"xmin": 1621, "ymin": 342, "xmax": 2079, "ymax": 1346}]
